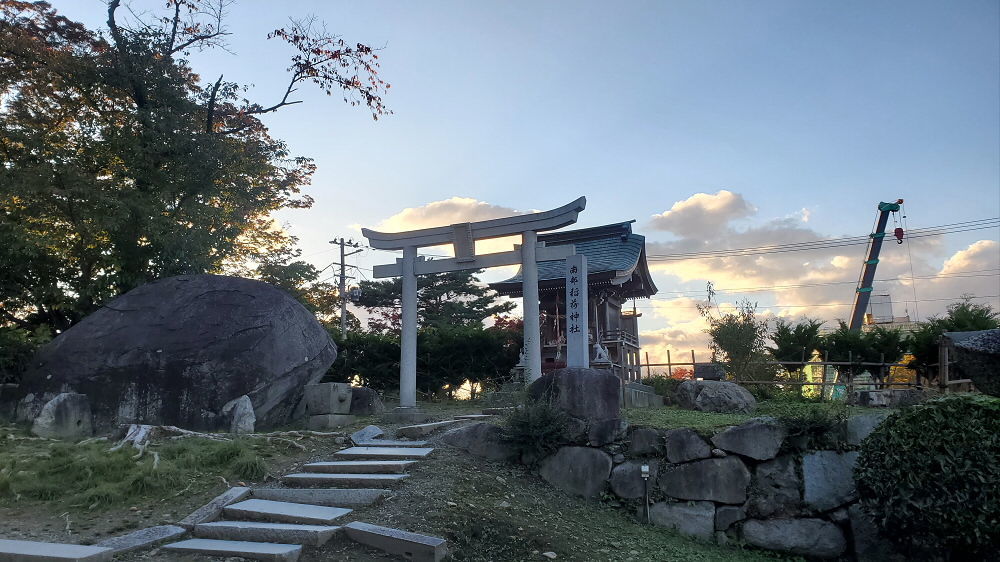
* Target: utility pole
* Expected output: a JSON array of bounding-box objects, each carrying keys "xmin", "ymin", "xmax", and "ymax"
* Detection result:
[{"xmin": 330, "ymin": 238, "xmax": 363, "ymax": 338}]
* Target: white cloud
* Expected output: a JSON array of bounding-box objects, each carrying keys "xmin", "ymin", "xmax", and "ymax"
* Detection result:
[{"xmin": 648, "ymin": 190, "xmax": 755, "ymax": 236}]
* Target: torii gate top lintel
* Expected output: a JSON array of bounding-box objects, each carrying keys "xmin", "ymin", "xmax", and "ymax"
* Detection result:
[{"xmin": 361, "ymin": 196, "xmax": 586, "ymax": 251}]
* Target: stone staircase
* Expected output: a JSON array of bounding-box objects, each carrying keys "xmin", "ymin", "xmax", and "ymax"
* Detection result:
[{"xmin": 0, "ymin": 412, "xmax": 493, "ymax": 561}]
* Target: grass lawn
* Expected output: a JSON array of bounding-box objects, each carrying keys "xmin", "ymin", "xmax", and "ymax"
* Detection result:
[{"xmin": 624, "ymin": 400, "xmax": 886, "ymax": 435}]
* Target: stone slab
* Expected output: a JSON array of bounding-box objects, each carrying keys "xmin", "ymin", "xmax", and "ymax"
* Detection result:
[
  {"xmin": 251, "ymin": 488, "xmax": 389, "ymax": 507},
  {"xmin": 334, "ymin": 446, "xmax": 434, "ymax": 459},
  {"xmin": 224, "ymin": 499, "xmax": 352, "ymax": 525},
  {"xmin": 453, "ymin": 414, "xmax": 492, "ymax": 419},
  {"xmin": 303, "ymin": 460, "xmax": 415, "ymax": 474},
  {"xmin": 162, "ymin": 538, "xmax": 301, "ymax": 561},
  {"xmin": 647, "ymin": 501, "xmax": 716, "ymax": 540},
  {"xmin": 351, "ymin": 425, "xmax": 384, "ymax": 442},
  {"xmin": 178, "ymin": 486, "xmax": 251, "ymax": 529},
  {"xmin": 307, "ymin": 414, "xmax": 356, "ymax": 430},
  {"xmin": 0, "ymin": 539, "xmax": 112, "ymax": 561},
  {"xmin": 353, "ymin": 439, "xmax": 429, "ymax": 447},
  {"xmin": 195, "ymin": 521, "xmax": 341, "ymax": 546},
  {"xmin": 396, "ymin": 420, "xmax": 462, "ymax": 438},
  {"xmin": 481, "ymin": 407, "xmax": 515, "ymax": 414},
  {"xmin": 283, "ymin": 473, "xmax": 409, "ymax": 487},
  {"xmin": 94, "ymin": 525, "xmax": 186, "ymax": 554},
  {"xmin": 343, "ymin": 521, "xmax": 447, "ymax": 562}
]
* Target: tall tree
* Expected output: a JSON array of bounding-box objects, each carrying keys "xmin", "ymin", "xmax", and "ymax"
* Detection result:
[
  {"xmin": 906, "ymin": 298, "xmax": 999, "ymax": 382},
  {"xmin": 769, "ymin": 318, "xmax": 825, "ymax": 374},
  {"xmin": 0, "ymin": 0, "xmax": 390, "ymax": 333},
  {"xmin": 701, "ymin": 298, "xmax": 770, "ymax": 381},
  {"xmin": 357, "ymin": 270, "xmax": 515, "ymax": 333}
]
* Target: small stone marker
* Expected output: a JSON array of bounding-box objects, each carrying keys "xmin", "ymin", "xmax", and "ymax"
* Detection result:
[
  {"xmin": 94, "ymin": 524, "xmax": 187, "ymax": 554},
  {"xmin": 162, "ymin": 538, "xmax": 302, "ymax": 562},
  {"xmin": 351, "ymin": 425, "xmax": 384, "ymax": 442},
  {"xmin": 178, "ymin": 486, "xmax": 251, "ymax": 529},
  {"xmin": 0, "ymin": 539, "xmax": 113, "ymax": 561},
  {"xmin": 305, "ymin": 382, "xmax": 353, "ymax": 414},
  {"xmin": 30, "ymin": 393, "xmax": 93, "ymax": 440},
  {"xmin": 344, "ymin": 521, "xmax": 448, "ymax": 562},
  {"xmin": 564, "ymin": 253, "xmax": 589, "ymax": 368}
]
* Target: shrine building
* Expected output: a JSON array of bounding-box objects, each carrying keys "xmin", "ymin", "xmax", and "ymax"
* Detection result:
[{"xmin": 489, "ymin": 221, "xmax": 658, "ymax": 381}]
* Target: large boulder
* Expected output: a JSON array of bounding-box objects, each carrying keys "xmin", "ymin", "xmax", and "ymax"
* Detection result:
[
  {"xmin": 658, "ymin": 456, "xmax": 750, "ymax": 504},
  {"xmin": 538, "ymin": 446, "xmax": 613, "ymax": 498},
  {"xmin": 742, "ymin": 518, "xmax": 846, "ymax": 559},
  {"xmin": 802, "ymin": 451, "xmax": 859, "ymax": 512},
  {"xmin": 527, "ymin": 367, "xmax": 621, "ymax": 423},
  {"xmin": 674, "ymin": 380, "xmax": 756, "ymax": 413},
  {"xmin": 748, "ymin": 455, "xmax": 801, "ymax": 518},
  {"xmin": 647, "ymin": 501, "xmax": 715, "ymax": 540},
  {"xmin": 16, "ymin": 275, "xmax": 336, "ymax": 432},
  {"xmin": 711, "ymin": 418, "xmax": 786, "ymax": 461},
  {"xmin": 440, "ymin": 422, "xmax": 517, "ymax": 462}
]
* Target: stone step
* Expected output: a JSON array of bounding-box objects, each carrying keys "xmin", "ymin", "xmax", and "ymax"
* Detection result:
[
  {"xmin": 334, "ymin": 446, "xmax": 434, "ymax": 459},
  {"xmin": 251, "ymin": 487, "xmax": 389, "ymax": 507},
  {"xmin": 0, "ymin": 539, "xmax": 113, "ymax": 561},
  {"xmin": 224, "ymin": 499, "xmax": 352, "ymax": 525},
  {"xmin": 302, "ymin": 460, "xmax": 416, "ymax": 474},
  {"xmin": 94, "ymin": 525, "xmax": 187, "ymax": 554},
  {"xmin": 482, "ymin": 407, "xmax": 516, "ymax": 415},
  {"xmin": 395, "ymin": 420, "xmax": 463, "ymax": 438},
  {"xmin": 195, "ymin": 521, "xmax": 341, "ymax": 546},
  {"xmin": 454, "ymin": 414, "xmax": 492, "ymax": 420},
  {"xmin": 283, "ymin": 472, "xmax": 409, "ymax": 487},
  {"xmin": 353, "ymin": 439, "xmax": 429, "ymax": 448},
  {"xmin": 162, "ymin": 538, "xmax": 301, "ymax": 561},
  {"xmin": 343, "ymin": 521, "xmax": 448, "ymax": 562}
]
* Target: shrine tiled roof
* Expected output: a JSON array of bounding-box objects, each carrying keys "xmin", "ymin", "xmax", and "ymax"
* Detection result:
[{"xmin": 489, "ymin": 221, "xmax": 658, "ymax": 298}]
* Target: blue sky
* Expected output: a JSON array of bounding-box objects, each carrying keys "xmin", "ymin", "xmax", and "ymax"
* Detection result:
[{"xmin": 58, "ymin": 0, "xmax": 1000, "ymax": 357}]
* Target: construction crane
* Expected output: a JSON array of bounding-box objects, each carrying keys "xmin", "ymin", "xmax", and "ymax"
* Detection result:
[{"xmin": 849, "ymin": 200, "xmax": 905, "ymax": 331}]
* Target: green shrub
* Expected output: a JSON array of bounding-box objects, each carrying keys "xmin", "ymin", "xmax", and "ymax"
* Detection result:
[
  {"xmin": 759, "ymin": 401, "xmax": 848, "ymax": 450},
  {"xmin": 640, "ymin": 375, "xmax": 682, "ymax": 397},
  {"xmin": 855, "ymin": 395, "xmax": 1000, "ymax": 559},
  {"xmin": 0, "ymin": 326, "xmax": 50, "ymax": 384},
  {"xmin": 501, "ymin": 401, "xmax": 570, "ymax": 465}
]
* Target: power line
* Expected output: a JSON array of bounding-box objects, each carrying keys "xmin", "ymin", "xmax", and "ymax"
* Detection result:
[
  {"xmin": 634, "ymin": 294, "xmax": 1000, "ymax": 310},
  {"xmin": 646, "ymin": 218, "xmax": 999, "ymax": 261},
  {"xmin": 647, "ymin": 269, "xmax": 1000, "ymax": 298}
]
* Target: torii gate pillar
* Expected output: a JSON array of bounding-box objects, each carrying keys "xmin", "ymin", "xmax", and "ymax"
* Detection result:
[
  {"xmin": 521, "ymin": 231, "xmax": 542, "ymax": 382},
  {"xmin": 363, "ymin": 197, "xmax": 586, "ymax": 410}
]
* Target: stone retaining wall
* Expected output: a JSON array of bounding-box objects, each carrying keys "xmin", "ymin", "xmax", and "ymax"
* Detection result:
[{"xmin": 443, "ymin": 412, "xmax": 897, "ymax": 561}]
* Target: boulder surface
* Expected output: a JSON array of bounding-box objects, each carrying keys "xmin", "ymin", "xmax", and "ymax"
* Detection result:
[
  {"xmin": 802, "ymin": 451, "xmax": 860, "ymax": 511},
  {"xmin": 527, "ymin": 367, "xmax": 621, "ymax": 423},
  {"xmin": 742, "ymin": 518, "xmax": 846, "ymax": 559},
  {"xmin": 674, "ymin": 380, "xmax": 756, "ymax": 413},
  {"xmin": 17, "ymin": 274, "xmax": 336, "ymax": 432},
  {"xmin": 538, "ymin": 446, "xmax": 613, "ymax": 498},
  {"xmin": 658, "ymin": 456, "xmax": 750, "ymax": 504},
  {"xmin": 711, "ymin": 418, "xmax": 786, "ymax": 460}
]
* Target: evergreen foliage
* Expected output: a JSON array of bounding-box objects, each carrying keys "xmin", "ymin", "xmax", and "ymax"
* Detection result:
[
  {"xmin": 905, "ymin": 299, "xmax": 1000, "ymax": 382},
  {"xmin": 769, "ymin": 318, "xmax": 824, "ymax": 373},
  {"xmin": 855, "ymin": 395, "xmax": 1000, "ymax": 559}
]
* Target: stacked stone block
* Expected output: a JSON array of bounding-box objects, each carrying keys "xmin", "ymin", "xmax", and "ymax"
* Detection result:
[{"xmin": 304, "ymin": 383, "xmax": 356, "ymax": 430}]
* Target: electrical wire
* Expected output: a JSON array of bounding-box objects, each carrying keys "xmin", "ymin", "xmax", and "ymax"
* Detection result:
[
  {"xmin": 645, "ymin": 218, "xmax": 999, "ymax": 261},
  {"xmin": 632, "ymin": 294, "xmax": 1000, "ymax": 310}
]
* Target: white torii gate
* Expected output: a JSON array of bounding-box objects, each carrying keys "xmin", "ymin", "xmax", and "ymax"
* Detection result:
[{"xmin": 362, "ymin": 197, "xmax": 587, "ymax": 412}]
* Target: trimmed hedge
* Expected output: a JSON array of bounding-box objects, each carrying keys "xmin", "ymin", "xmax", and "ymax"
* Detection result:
[{"xmin": 854, "ymin": 395, "xmax": 1000, "ymax": 559}]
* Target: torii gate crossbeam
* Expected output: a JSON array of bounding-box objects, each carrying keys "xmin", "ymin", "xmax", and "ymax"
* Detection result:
[{"xmin": 362, "ymin": 197, "xmax": 587, "ymax": 411}]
